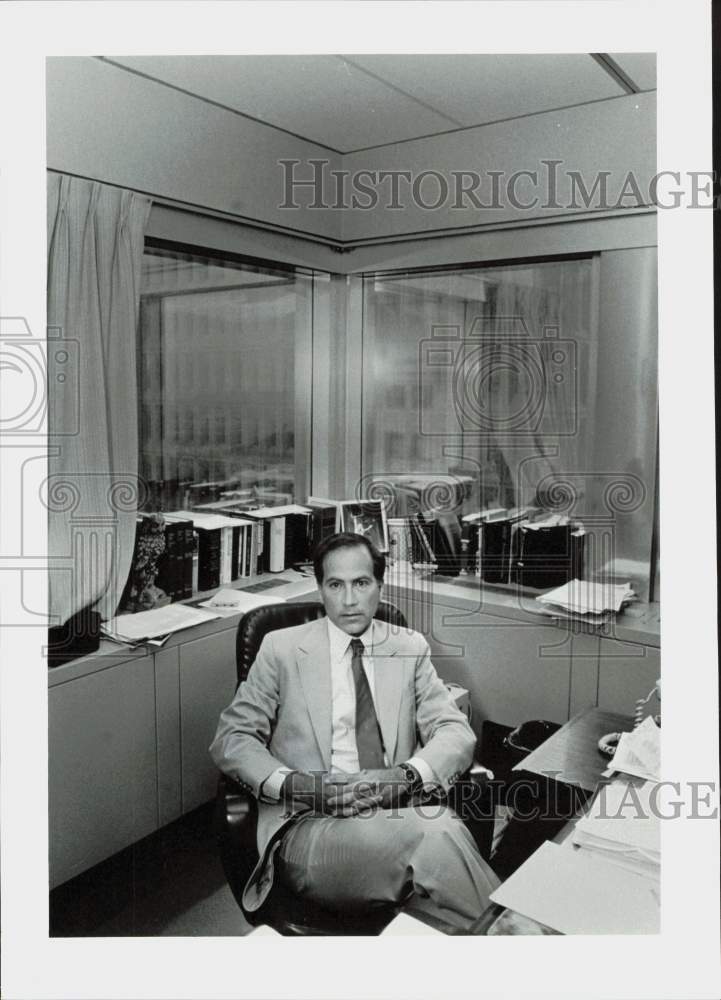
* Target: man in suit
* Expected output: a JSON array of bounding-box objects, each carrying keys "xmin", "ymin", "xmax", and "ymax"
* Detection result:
[{"xmin": 210, "ymin": 532, "xmax": 499, "ymax": 930}]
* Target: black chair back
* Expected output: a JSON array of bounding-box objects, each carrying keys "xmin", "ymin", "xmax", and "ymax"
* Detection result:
[{"xmin": 235, "ymin": 600, "xmax": 407, "ymax": 687}]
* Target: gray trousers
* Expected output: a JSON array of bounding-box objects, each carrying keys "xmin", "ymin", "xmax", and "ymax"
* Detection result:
[{"xmin": 278, "ymin": 802, "xmax": 500, "ymax": 930}]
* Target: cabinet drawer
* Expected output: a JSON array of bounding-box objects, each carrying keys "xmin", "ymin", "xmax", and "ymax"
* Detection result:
[
  {"xmin": 49, "ymin": 658, "xmax": 158, "ymax": 886},
  {"xmin": 179, "ymin": 626, "xmax": 238, "ymax": 812}
]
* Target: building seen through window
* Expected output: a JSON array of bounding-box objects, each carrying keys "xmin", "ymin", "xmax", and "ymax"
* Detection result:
[{"xmin": 137, "ymin": 245, "xmax": 312, "ymax": 512}]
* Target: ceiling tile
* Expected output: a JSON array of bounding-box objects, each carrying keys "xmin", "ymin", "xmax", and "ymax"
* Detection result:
[
  {"xmin": 109, "ymin": 54, "xmax": 458, "ymax": 152},
  {"xmin": 344, "ymin": 53, "xmax": 625, "ymax": 130},
  {"xmin": 608, "ymin": 53, "xmax": 657, "ymax": 91}
]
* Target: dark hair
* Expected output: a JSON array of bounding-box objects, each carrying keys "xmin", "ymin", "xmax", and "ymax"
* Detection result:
[{"xmin": 313, "ymin": 532, "xmax": 386, "ymax": 585}]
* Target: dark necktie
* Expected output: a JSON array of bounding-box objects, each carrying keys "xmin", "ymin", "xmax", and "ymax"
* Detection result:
[{"xmin": 349, "ymin": 638, "xmax": 385, "ymax": 770}]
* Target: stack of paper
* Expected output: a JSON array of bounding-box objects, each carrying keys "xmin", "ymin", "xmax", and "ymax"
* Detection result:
[
  {"xmin": 536, "ymin": 578, "xmax": 636, "ymax": 623},
  {"xmin": 522, "ymin": 513, "xmax": 568, "ymax": 530},
  {"xmin": 102, "ymin": 604, "xmax": 221, "ymax": 646},
  {"xmin": 490, "ymin": 841, "xmax": 659, "ymax": 935},
  {"xmin": 606, "ymin": 715, "xmax": 660, "ymax": 782},
  {"xmin": 572, "ymin": 776, "xmax": 660, "ymax": 879}
]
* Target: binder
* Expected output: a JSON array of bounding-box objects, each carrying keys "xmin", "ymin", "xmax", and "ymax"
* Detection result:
[
  {"xmin": 306, "ymin": 498, "xmax": 340, "ymax": 552},
  {"xmin": 513, "ymin": 523, "xmax": 585, "ymax": 589},
  {"xmin": 219, "ymin": 525, "xmax": 233, "ymax": 585},
  {"xmin": 409, "ymin": 513, "xmax": 436, "ymax": 565},
  {"xmin": 179, "ymin": 520, "xmax": 195, "ymax": 598},
  {"xmin": 478, "ymin": 508, "xmax": 535, "ymax": 584},
  {"xmin": 156, "ymin": 517, "xmax": 193, "ymax": 602},
  {"xmin": 231, "ymin": 525, "xmax": 240, "ymax": 581},
  {"xmin": 164, "ymin": 511, "xmax": 251, "ymax": 593},
  {"xmin": 245, "ymin": 505, "xmax": 312, "ymax": 572},
  {"xmin": 269, "ymin": 517, "xmax": 286, "ymax": 572},
  {"xmin": 419, "ymin": 511, "xmax": 463, "ymax": 577},
  {"xmin": 480, "ymin": 518, "xmax": 513, "ymax": 583},
  {"xmin": 283, "ymin": 512, "xmax": 312, "ymax": 566}
]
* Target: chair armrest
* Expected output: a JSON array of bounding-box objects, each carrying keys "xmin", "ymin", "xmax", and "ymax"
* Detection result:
[
  {"xmin": 218, "ymin": 773, "xmax": 258, "ymax": 848},
  {"xmin": 447, "ymin": 759, "xmax": 496, "ymax": 862},
  {"xmin": 215, "ymin": 773, "xmax": 261, "ymax": 910},
  {"xmin": 468, "ymin": 761, "xmax": 495, "ymax": 786}
]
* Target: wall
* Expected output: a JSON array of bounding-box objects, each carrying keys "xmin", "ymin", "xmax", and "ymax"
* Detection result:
[
  {"xmin": 47, "ymin": 57, "xmax": 656, "ymax": 253},
  {"xmin": 340, "ymin": 92, "xmax": 656, "ymax": 242},
  {"xmin": 46, "ymin": 57, "xmax": 343, "ymax": 243}
]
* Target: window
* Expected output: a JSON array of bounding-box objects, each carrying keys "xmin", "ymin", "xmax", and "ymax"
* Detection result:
[
  {"xmin": 361, "ymin": 256, "xmax": 659, "ymax": 596},
  {"xmin": 137, "ymin": 244, "xmax": 312, "ymax": 512}
]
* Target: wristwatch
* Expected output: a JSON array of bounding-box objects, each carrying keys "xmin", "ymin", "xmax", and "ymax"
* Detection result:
[{"xmin": 399, "ymin": 762, "xmax": 423, "ymax": 796}]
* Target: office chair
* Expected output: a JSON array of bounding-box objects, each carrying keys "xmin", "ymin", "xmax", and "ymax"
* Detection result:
[{"xmin": 215, "ymin": 600, "xmax": 495, "ymax": 935}]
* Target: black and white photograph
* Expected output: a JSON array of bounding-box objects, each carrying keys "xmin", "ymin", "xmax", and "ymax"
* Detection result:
[
  {"xmin": 0, "ymin": 2, "xmax": 719, "ymax": 999},
  {"xmin": 339, "ymin": 500, "xmax": 389, "ymax": 553}
]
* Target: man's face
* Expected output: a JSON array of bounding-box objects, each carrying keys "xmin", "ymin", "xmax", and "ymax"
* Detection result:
[{"xmin": 319, "ymin": 545, "xmax": 382, "ymax": 636}]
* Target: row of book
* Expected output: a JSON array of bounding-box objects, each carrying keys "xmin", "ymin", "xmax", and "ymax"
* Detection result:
[
  {"xmin": 123, "ymin": 499, "xmax": 341, "ymax": 609},
  {"xmin": 124, "ymin": 498, "xmax": 585, "ymax": 612},
  {"xmin": 393, "ymin": 507, "xmax": 585, "ymax": 589},
  {"xmin": 468, "ymin": 509, "xmax": 585, "ymax": 588}
]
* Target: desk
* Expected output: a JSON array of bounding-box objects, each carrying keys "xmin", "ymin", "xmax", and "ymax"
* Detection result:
[
  {"xmin": 513, "ymin": 706, "xmax": 634, "ymax": 792},
  {"xmin": 472, "ymin": 707, "xmax": 638, "ymax": 935}
]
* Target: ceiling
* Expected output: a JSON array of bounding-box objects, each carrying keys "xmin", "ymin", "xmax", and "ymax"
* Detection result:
[{"xmin": 101, "ymin": 52, "xmax": 656, "ymax": 155}]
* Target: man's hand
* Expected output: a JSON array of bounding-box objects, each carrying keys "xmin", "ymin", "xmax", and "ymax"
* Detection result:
[
  {"xmin": 280, "ymin": 770, "xmax": 383, "ymax": 817},
  {"xmin": 333, "ymin": 767, "xmax": 411, "ymax": 810}
]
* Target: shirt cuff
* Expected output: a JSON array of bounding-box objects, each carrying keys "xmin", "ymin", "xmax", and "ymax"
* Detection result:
[
  {"xmin": 406, "ymin": 756, "xmax": 438, "ymax": 790},
  {"xmin": 259, "ymin": 767, "xmax": 292, "ymax": 803}
]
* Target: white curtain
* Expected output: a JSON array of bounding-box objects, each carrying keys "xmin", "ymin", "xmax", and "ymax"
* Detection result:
[{"xmin": 47, "ymin": 174, "xmax": 151, "ymax": 624}]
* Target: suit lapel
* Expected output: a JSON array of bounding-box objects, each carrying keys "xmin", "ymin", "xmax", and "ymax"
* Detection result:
[
  {"xmin": 371, "ymin": 620, "xmax": 404, "ymax": 766},
  {"xmin": 295, "ymin": 620, "xmax": 332, "ymax": 771}
]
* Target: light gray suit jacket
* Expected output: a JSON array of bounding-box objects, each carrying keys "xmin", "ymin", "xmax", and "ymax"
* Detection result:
[{"xmin": 209, "ymin": 617, "xmax": 476, "ymax": 910}]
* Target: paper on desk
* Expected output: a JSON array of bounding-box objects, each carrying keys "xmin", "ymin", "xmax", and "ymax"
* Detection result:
[
  {"xmin": 249, "ymin": 924, "xmax": 282, "ymax": 936},
  {"xmin": 609, "ymin": 716, "xmax": 660, "ymax": 781},
  {"xmin": 536, "ymin": 579, "xmax": 635, "ymax": 616},
  {"xmin": 198, "ymin": 588, "xmax": 285, "ymax": 615},
  {"xmin": 534, "ymin": 605, "xmax": 614, "ymax": 627},
  {"xmin": 490, "ymin": 841, "xmax": 659, "ymax": 935},
  {"xmin": 102, "ymin": 603, "xmax": 221, "ymax": 642},
  {"xmin": 380, "ymin": 912, "xmax": 445, "ymax": 936},
  {"xmin": 573, "ymin": 777, "xmax": 659, "ymax": 878},
  {"xmin": 244, "ymin": 504, "xmax": 312, "ymax": 518}
]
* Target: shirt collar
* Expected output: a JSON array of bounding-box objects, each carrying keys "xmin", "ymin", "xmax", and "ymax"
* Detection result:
[{"xmin": 326, "ymin": 616, "xmax": 374, "ymax": 662}]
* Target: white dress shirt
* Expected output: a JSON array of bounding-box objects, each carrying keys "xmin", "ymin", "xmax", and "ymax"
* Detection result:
[{"xmin": 260, "ymin": 617, "xmax": 436, "ymax": 801}]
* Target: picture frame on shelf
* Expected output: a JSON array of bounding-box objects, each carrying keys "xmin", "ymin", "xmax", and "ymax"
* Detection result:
[{"xmin": 338, "ymin": 499, "xmax": 389, "ymax": 553}]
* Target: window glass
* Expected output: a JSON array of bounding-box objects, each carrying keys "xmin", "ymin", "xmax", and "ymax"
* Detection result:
[
  {"xmin": 361, "ymin": 257, "xmax": 658, "ymax": 596},
  {"xmin": 137, "ymin": 246, "xmax": 312, "ymax": 512}
]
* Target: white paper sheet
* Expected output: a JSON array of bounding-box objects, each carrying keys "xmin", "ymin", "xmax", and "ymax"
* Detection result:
[
  {"xmin": 610, "ymin": 717, "xmax": 660, "ymax": 781},
  {"xmin": 536, "ymin": 579, "xmax": 635, "ymax": 615},
  {"xmin": 575, "ymin": 777, "xmax": 660, "ymax": 854},
  {"xmin": 380, "ymin": 912, "xmax": 445, "ymax": 935},
  {"xmin": 102, "ymin": 603, "xmax": 220, "ymax": 641},
  {"xmin": 489, "ymin": 841, "xmax": 659, "ymax": 935}
]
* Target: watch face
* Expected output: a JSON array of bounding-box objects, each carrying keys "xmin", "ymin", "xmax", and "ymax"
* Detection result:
[{"xmin": 402, "ymin": 765, "xmax": 418, "ymax": 787}]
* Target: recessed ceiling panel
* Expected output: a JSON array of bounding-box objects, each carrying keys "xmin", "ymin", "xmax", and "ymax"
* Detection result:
[
  {"xmin": 344, "ymin": 53, "xmax": 625, "ymax": 131},
  {"xmin": 109, "ymin": 54, "xmax": 458, "ymax": 152},
  {"xmin": 608, "ymin": 53, "xmax": 657, "ymax": 91}
]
